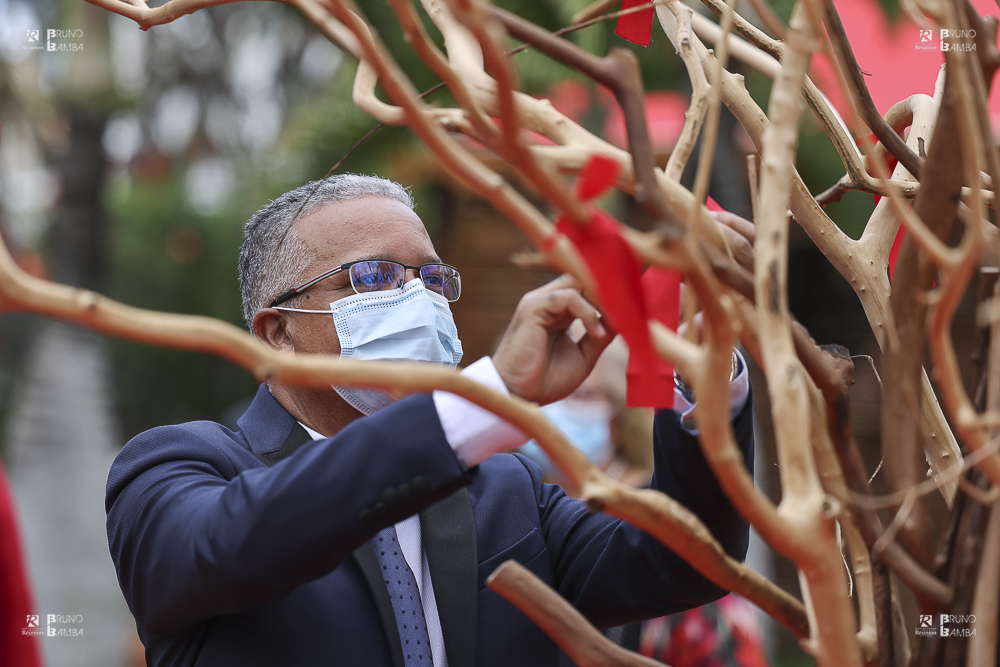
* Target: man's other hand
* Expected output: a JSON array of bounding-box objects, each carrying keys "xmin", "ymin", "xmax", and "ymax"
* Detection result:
[
  {"xmin": 493, "ymin": 275, "xmax": 613, "ymax": 405},
  {"xmin": 711, "ymin": 210, "xmax": 755, "ymax": 274}
]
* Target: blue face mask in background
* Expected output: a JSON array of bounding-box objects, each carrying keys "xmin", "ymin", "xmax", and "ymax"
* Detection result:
[
  {"xmin": 518, "ymin": 398, "xmax": 614, "ymax": 475},
  {"xmin": 329, "ymin": 278, "xmax": 463, "ymax": 414}
]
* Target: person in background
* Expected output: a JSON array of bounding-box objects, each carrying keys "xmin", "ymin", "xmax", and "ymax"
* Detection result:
[{"xmin": 517, "ymin": 336, "xmax": 653, "ymax": 489}]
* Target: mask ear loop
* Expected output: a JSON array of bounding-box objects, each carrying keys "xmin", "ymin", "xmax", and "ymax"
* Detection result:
[
  {"xmin": 272, "ymin": 306, "xmax": 332, "ymax": 314},
  {"xmin": 274, "ymin": 283, "xmax": 411, "ymax": 314}
]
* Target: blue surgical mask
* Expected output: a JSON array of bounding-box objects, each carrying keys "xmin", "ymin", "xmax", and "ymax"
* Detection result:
[
  {"xmin": 275, "ymin": 278, "xmax": 462, "ymax": 414},
  {"xmin": 518, "ymin": 398, "xmax": 613, "ymax": 475}
]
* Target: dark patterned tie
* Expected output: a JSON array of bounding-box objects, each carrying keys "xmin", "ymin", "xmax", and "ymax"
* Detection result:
[{"xmin": 371, "ymin": 526, "xmax": 434, "ymax": 666}]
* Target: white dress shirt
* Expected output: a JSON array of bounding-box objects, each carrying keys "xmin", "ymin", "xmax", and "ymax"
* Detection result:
[{"xmin": 299, "ymin": 354, "xmax": 749, "ymax": 666}]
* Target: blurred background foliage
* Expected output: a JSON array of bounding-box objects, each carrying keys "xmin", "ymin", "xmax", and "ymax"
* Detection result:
[{"xmin": 0, "ymin": 0, "xmax": 894, "ymax": 437}]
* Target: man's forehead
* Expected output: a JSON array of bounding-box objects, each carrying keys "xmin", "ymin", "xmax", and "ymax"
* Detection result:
[
  {"xmin": 296, "ymin": 196, "xmax": 419, "ymax": 229},
  {"xmin": 294, "ymin": 196, "xmax": 436, "ymax": 261}
]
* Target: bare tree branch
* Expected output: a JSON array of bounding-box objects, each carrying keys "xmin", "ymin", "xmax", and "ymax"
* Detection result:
[
  {"xmin": 487, "ymin": 561, "xmax": 665, "ymax": 667},
  {"xmin": 823, "ymin": 1, "xmax": 924, "ymax": 179},
  {"xmin": 753, "ymin": 1, "xmax": 864, "ymax": 662}
]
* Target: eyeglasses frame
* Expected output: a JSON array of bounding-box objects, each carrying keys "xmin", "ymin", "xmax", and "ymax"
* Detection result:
[{"xmin": 267, "ymin": 259, "xmax": 461, "ymax": 308}]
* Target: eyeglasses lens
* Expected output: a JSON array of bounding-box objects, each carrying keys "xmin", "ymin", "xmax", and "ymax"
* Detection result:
[
  {"xmin": 420, "ymin": 265, "xmax": 461, "ymax": 301},
  {"xmin": 349, "ymin": 261, "xmax": 405, "ymax": 293}
]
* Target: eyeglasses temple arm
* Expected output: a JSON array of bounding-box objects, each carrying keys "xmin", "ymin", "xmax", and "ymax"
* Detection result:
[{"xmin": 267, "ymin": 289, "xmax": 299, "ymax": 308}]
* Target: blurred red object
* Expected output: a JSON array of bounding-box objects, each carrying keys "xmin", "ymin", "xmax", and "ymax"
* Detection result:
[
  {"xmin": 0, "ymin": 460, "xmax": 42, "ymax": 667},
  {"xmin": 639, "ymin": 594, "xmax": 769, "ymax": 667}
]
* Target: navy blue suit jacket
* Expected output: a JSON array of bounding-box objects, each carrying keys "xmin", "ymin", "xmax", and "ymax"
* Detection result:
[{"xmin": 106, "ymin": 383, "xmax": 755, "ymax": 667}]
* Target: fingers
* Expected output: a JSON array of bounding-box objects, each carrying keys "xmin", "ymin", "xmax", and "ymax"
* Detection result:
[
  {"xmin": 717, "ymin": 221, "xmax": 756, "ymax": 274},
  {"xmin": 532, "ymin": 273, "xmax": 582, "ymax": 296},
  {"xmin": 577, "ymin": 325, "xmax": 618, "ymax": 367},
  {"xmin": 545, "ymin": 288, "xmax": 606, "ymax": 339},
  {"xmin": 516, "ymin": 274, "xmax": 604, "ymax": 338},
  {"xmin": 676, "ymin": 311, "xmax": 704, "ymax": 340},
  {"xmin": 711, "ymin": 210, "xmax": 756, "ymax": 245},
  {"xmin": 709, "ymin": 211, "xmax": 756, "ymax": 273}
]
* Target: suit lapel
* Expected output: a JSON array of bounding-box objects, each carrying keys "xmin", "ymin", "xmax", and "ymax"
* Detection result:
[
  {"xmin": 254, "ymin": 420, "xmax": 407, "ymax": 667},
  {"xmin": 353, "ymin": 543, "xmax": 407, "ymax": 667},
  {"xmin": 247, "ymin": 422, "xmax": 311, "ymax": 467},
  {"xmin": 240, "ymin": 387, "xmax": 474, "ymax": 667},
  {"xmin": 421, "ymin": 489, "xmax": 477, "ymax": 667}
]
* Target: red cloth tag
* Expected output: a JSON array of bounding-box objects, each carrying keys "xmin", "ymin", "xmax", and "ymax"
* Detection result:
[
  {"xmin": 637, "ymin": 266, "xmax": 681, "ymax": 407},
  {"xmin": 575, "ymin": 154, "xmax": 621, "ymax": 201},
  {"xmin": 858, "ymin": 132, "xmax": 898, "ymax": 206},
  {"xmin": 615, "ymin": 0, "xmax": 655, "ymax": 47},
  {"xmin": 557, "ymin": 154, "xmax": 677, "ymax": 409},
  {"xmin": 856, "ymin": 133, "xmax": 906, "ymax": 278},
  {"xmin": 888, "ymin": 226, "xmax": 905, "ymax": 280}
]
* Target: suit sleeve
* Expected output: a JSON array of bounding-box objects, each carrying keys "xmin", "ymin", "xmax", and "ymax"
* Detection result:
[
  {"xmin": 105, "ymin": 395, "xmax": 473, "ymax": 635},
  {"xmin": 537, "ymin": 387, "xmax": 755, "ymax": 627}
]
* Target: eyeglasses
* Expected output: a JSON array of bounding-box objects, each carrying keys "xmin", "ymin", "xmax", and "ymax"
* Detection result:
[{"xmin": 268, "ymin": 259, "xmax": 462, "ymax": 308}]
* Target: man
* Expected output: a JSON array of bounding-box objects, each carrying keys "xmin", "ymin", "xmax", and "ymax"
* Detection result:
[{"xmin": 106, "ymin": 174, "xmax": 755, "ymax": 667}]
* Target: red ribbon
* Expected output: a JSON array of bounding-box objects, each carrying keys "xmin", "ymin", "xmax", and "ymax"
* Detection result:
[
  {"xmin": 638, "ymin": 266, "xmax": 681, "ymax": 407},
  {"xmin": 857, "ymin": 133, "xmax": 906, "ymax": 279},
  {"xmin": 615, "ymin": 0, "xmax": 655, "ymax": 47},
  {"xmin": 556, "ymin": 154, "xmax": 680, "ymax": 408},
  {"xmin": 889, "ymin": 226, "xmax": 905, "ymax": 280}
]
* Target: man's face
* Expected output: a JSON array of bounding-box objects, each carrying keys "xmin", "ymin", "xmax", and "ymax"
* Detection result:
[{"xmin": 266, "ymin": 195, "xmax": 440, "ymax": 356}]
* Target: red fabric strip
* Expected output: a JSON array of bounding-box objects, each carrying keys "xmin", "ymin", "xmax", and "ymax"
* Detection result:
[
  {"xmin": 615, "ymin": 0, "xmax": 655, "ymax": 47},
  {"xmin": 858, "ymin": 132, "xmax": 898, "ymax": 206},
  {"xmin": 856, "ymin": 133, "xmax": 905, "ymax": 278},
  {"xmin": 575, "ymin": 154, "xmax": 621, "ymax": 201},
  {"xmin": 888, "ymin": 226, "xmax": 905, "ymax": 280},
  {"xmin": 637, "ymin": 266, "xmax": 681, "ymax": 408},
  {"xmin": 0, "ymin": 461, "xmax": 41, "ymax": 667},
  {"xmin": 557, "ymin": 154, "xmax": 676, "ymax": 408}
]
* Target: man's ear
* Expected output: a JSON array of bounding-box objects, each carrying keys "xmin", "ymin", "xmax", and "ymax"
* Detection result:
[{"xmin": 253, "ymin": 309, "xmax": 295, "ymax": 352}]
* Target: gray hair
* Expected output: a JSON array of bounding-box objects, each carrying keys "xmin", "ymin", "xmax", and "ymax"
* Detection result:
[{"xmin": 238, "ymin": 174, "xmax": 414, "ymax": 331}]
